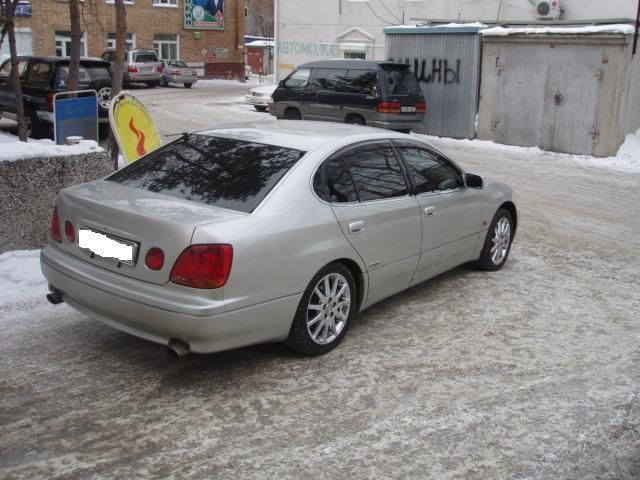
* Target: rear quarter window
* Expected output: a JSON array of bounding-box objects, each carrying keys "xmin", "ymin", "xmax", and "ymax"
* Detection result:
[{"xmin": 107, "ymin": 134, "xmax": 306, "ymax": 213}]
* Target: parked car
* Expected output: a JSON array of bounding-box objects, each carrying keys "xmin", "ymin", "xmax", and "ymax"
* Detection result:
[
  {"xmin": 245, "ymin": 84, "xmax": 276, "ymax": 111},
  {"xmin": 101, "ymin": 49, "xmax": 163, "ymax": 88},
  {"xmin": 0, "ymin": 55, "xmax": 112, "ymax": 139},
  {"xmin": 41, "ymin": 121, "xmax": 516, "ymax": 357},
  {"xmin": 160, "ymin": 60, "xmax": 198, "ymax": 88},
  {"xmin": 271, "ymin": 60, "xmax": 426, "ymax": 132}
]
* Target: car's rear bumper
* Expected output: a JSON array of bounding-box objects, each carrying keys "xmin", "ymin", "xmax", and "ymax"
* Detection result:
[
  {"xmin": 167, "ymin": 74, "xmax": 197, "ymax": 84},
  {"xmin": 40, "ymin": 245, "xmax": 299, "ymax": 353},
  {"xmin": 367, "ymin": 116, "xmax": 425, "ymax": 131},
  {"xmin": 125, "ymin": 72, "xmax": 162, "ymax": 83}
]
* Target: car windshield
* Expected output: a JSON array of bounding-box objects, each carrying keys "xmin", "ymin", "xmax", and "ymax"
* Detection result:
[
  {"xmin": 381, "ymin": 66, "xmax": 421, "ymax": 95},
  {"xmin": 133, "ymin": 53, "xmax": 158, "ymax": 63},
  {"xmin": 107, "ymin": 134, "xmax": 306, "ymax": 213}
]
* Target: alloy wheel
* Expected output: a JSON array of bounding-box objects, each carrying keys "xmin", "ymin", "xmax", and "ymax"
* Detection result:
[
  {"xmin": 306, "ymin": 273, "xmax": 351, "ymax": 345},
  {"xmin": 491, "ymin": 217, "xmax": 511, "ymax": 265}
]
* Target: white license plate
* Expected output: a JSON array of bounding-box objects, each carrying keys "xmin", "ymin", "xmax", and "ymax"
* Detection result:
[
  {"xmin": 78, "ymin": 228, "xmax": 137, "ymax": 264},
  {"xmin": 401, "ymin": 106, "xmax": 416, "ymax": 113}
]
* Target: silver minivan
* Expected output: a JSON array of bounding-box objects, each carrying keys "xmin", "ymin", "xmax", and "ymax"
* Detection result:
[{"xmin": 271, "ymin": 59, "xmax": 426, "ymax": 132}]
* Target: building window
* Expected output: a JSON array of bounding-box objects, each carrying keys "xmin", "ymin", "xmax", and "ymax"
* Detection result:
[
  {"xmin": 152, "ymin": 0, "xmax": 177, "ymax": 6},
  {"xmin": 344, "ymin": 51, "xmax": 366, "ymax": 60},
  {"xmin": 106, "ymin": 33, "xmax": 136, "ymax": 50},
  {"xmin": 55, "ymin": 31, "xmax": 88, "ymax": 57},
  {"xmin": 154, "ymin": 34, "xmax": 179, "ymax": 60}
]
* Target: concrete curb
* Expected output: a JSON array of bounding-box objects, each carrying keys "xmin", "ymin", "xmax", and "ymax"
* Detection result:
[{"xmin": 0, "ymin": 151, "xmax": 114, "ymax": 253}]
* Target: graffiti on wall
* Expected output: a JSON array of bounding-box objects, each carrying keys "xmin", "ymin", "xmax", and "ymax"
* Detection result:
[
  {"xmin": 391, "ymin": 58, "xmax": 461, "ymax": 85},
  {"xmin": 278, "ymin": 41, "xmax": 338, "ymax": 57}
]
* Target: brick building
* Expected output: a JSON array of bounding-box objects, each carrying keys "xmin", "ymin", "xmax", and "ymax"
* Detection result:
[{"xmin": 7, "ymin": 0, "xmax": 245, "ymax": 78}]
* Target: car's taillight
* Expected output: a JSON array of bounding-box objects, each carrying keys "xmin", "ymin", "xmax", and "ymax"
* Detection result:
[
  {"xmin": 47, "ymin": 91, "xmax": 55, "ymax": 110},
  {"xmin": 128, "ymin": 66, "xmax": 138, "ymax": 73},
  {"xmin": 157, "ymin": 65, "xmax": 164, "ymax": 73},
  {"xmin": 416, "ymin": 102, "xmax": 427, "ymax": 114},
  {"xmin": 145, "ymin": 248, "xmax": 165, "ymax": 271},
  {"xmin": 50, "ymin": 206, "xmax": 61, "ymax": 243},
  {"xmin": 64, "ymin": 220, "xmax": 75, "ymax": 243},
  {"xmin": 170, "ymin": 244, "xmax": 233, "ymax": 289},
  {"xmin": 171, "ymin": 70, "xmax": 181, "ymax": 76},
  {"xmin": 378, "ymin": 101, "xmax": 401, "ymax": 114}
]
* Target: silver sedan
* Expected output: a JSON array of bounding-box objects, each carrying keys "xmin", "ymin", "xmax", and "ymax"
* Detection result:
[
  {"xmin": 160, "ymin": 60, "xmax": 198, "ymax": 88},
  {"xmin": 41, "ymin": 121, "xmax": 517, "ymax": 356}
]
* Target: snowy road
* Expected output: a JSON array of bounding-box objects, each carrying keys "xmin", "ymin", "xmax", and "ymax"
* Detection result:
[{"xmin": 1, "ymin": 83, "xmax": 639, "ymax": 479}]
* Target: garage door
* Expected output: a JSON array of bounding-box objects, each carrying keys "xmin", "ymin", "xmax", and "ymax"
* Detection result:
[{"xmin": 495, "ymin": 44, "xmax": 603, "ymax": 156}]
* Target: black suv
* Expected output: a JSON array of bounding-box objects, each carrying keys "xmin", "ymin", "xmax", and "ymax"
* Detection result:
[{"xmin": 0, "ymin": 56, "xmax": 113, "ymax": 139}]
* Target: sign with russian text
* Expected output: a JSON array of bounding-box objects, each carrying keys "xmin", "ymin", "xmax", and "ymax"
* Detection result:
[
  {"xmin": 184, "ymin": 0, "xmax": 224, "ymax": 30},
  {"xmin": 109, "ymin": 92, "xmax": 162, "ymax": 164},
  {"xmin": 54, "ymin": 90, "xmax": 98, "ymax": 145}
]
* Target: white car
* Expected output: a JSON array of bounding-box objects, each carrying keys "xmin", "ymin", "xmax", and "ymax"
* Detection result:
[{"xmin": 245, "ymin": 84, "xmax": 277, "ymax": 112}]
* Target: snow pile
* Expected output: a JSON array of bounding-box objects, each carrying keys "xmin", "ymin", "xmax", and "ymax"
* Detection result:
[
  {"xmin": 419, "ymin": 128, "xmax": 640, "ymax": 173},
  {"xmin": 388, "ymin": 22, "xmax": 488, "ymax": 29},
  {"xmin": 481, "ymin": 24, "xmax": 635, "ymax": 36},
  {"xmin": 0, "ymin": 131, "xmax": 102, "ymax": 163},
  {"xmin": 0, "ymin": 250, "xmax": 46, "ymax": 305}
]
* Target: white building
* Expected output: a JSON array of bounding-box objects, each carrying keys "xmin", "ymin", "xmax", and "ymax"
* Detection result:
[{"xmin": 274, "ymin": 0, "xmax": 636, "ymax": 79}]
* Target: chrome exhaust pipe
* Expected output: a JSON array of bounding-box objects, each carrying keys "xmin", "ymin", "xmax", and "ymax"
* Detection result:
[
  {"xmin": 167, "ymin": 339, "xmax": 190, "ymax": 358},
  {"xmin": 46, "ymin": 288, "xmax": 64, "ymax": 305}
]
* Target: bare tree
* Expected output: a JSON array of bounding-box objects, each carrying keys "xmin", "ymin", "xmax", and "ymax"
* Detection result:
[
  {"xmin": 1, "ymin": 0, "xmax": 27, "ymax": 141},
  {"xmin": 108, "ymin": 0, "xmax": 127, "ymax": 167},
  {"xmin": 68, "ymin": 0, "xmax": 82, "ymax": 91}
]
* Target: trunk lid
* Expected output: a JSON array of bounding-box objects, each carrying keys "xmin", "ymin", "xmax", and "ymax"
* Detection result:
[{"xmin": 56, "ymin": 180, "xmax": 245, "ymax": 285}]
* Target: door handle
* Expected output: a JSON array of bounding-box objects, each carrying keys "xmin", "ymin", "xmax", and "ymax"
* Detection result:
[
  {"xmin": 424, "ymin": 206, "xmax": 436, "ymax": 217},
  {"xmin": 348, "ymin": 221, "xmax": 366, "ymax": 234}
]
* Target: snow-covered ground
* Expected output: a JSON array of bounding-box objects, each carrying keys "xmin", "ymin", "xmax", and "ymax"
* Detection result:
[{"xmin": 1, "ymin": 85, "xmax": 639, "ymax": 478}]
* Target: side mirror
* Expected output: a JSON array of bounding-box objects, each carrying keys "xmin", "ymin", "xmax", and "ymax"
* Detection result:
[
  {"xmin": 465, "ymin": 173, "xmax": 483, "ymax": 189},
  {"xmin": 278, "ymin": 80, "xmax": 285, "ymax": 88}
]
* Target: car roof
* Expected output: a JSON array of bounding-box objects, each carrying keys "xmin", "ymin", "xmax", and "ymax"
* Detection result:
[
  {"xmin": 196, "ymin": 120, "xmax": 410, "ymax": 151},
  {"xmin": 13, "ymin": 56, "xmax": 110, "ymax": 66},
  {"xmin": 297, "ymin": 59, "xmax": 410, "ymax": 70}
]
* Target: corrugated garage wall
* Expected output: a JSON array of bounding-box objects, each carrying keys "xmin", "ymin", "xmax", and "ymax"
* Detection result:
[{"xmin": 385, "ymin": 26, "xmax": 482, "ymax": 139}]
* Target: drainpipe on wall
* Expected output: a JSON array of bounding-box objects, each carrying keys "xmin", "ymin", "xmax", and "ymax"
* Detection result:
[
  {"xmin": 274, "ymin": 0, "xmax": 279, "ymax": 82},
  {"xmin": 634, "ymin": 0, "xmax": 640, "ymax": 56}
]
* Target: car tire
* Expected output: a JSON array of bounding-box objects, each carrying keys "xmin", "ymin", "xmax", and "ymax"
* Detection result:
[
  {"xmin": 346, "ymin": 115, "xmax": 365, "ymax": 125},
  {"xmin": 254, "ymin": 105, "xmax": 267, "ymax": 112},
  {"xmin": 24, "ymin": 109, "xmax": 42, "ymax": 139},
  {"xmin": 146, "ymin": 82, "xmax": 157, "ymax": 88},
  {"xmin": 285, "ymin": 263, "xmax": 356, "ymax": 356},
  {"xmin": 160, "ymin": 77, "xmax": 168, "ymax": 87},
  {"xmin": 284, "ymin": 108, "xmax": 301, "ymax": 120},
  {"xmin": 474, "ymin": 208, "xmax": 514, "ymax": 271},
  {"xmin": 184, "ymin": 83, "xmax": 193, "ymax": 89}
]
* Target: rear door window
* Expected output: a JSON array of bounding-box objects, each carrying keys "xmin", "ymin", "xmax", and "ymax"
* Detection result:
[
  {"xmin": 27, "ymin": 61, "xmax": 52, "ymax": 86},
  {"xmin": 309, "ymin": 68, "xmax": 349, "ymax": 92},
  {"xmin": 341, "ymin": 144, "xmax": 408, "ymax": 201},
  {"xmin": 345, "ymin": 69, "xmax": 378, "ymax": 95},
  {"xmin": 313, "ymin": 158, "xmax": 359, "ymax": 203},
  {"xmin": 107, "ymin": 134, "xmax": 306, "ymax": 213}
]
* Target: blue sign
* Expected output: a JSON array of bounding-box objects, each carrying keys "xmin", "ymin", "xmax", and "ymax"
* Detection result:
[
  {"xmin": 15, "ymin": 1, "xmax": 32, "ymax": 17},
  {"xmin": 54, "ymin": 93, "xmax": 98, "ymax": 145}
]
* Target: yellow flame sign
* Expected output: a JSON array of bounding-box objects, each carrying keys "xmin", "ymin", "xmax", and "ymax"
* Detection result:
[{"xmin": 109, "ymin": 92, "xmax": 162, "ymax": 164}]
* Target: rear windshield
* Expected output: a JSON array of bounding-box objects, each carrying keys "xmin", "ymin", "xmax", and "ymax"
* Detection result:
[
  {"xmin": 167, "ymin": 60, "xmax": 188, "ymax": 68},
  {"xmin": 381, "ymin": 66, "xmax": 421, "ymax": 96},
  {"xmin": 133, "ymin": 52, "xmax": 158, "ymax": 63},
  {"xmin": 107, "ymin": 134, "xmax": 305, "ymax": 213}
]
